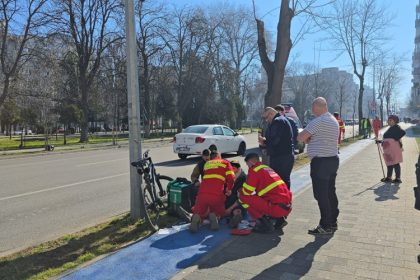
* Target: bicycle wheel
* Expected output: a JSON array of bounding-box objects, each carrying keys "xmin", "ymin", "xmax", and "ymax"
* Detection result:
[
  {"xmin": 156, "ymin": 174, "xmax": 173, "ymax": 205},
  {"xmin": 142, "ymin": 182, "xmax": 161, "ymax": 231}
]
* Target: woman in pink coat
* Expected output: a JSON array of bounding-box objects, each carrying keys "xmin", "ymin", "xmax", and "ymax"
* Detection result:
[{"xmin": 379, "ymin": 115, "xmax": 406, "ymax": 183}]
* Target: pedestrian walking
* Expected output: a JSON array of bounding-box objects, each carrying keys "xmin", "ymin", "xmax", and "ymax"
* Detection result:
[
  {"xmin": 377, "ymin": 115, "xmax": 406, "ymax": 183},
  {"xmin": 297, "ymin": 97, "xmax": 339, "ymax": 235},
  {"xmin": 258, "ymin": 107, "xmax": 295, "ymax": 190},
  {"xmin": 333, "ymin": 112, "xmax": 345, "ymax": 152},
  {"xmin": 372, "ymin": 116, "xmax": 381, "ymax": 139}
]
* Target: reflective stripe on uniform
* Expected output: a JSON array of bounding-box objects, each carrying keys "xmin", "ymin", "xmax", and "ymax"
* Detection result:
[
  {"xmin": 253, "ymin": 164, "xmax": 269, "ymax": 172},
  {"xmin": 204, "ymin": 162, "xmax": 227, "ymax": 170},
  {"xmin": 226, "ymin": 170, "xmax": 234, "ymax": 176},
  {"xmin": 238, "ymin": 198, "xmax": 249, "ymax": 208},
  {"xmin": 203, "ymin": 174, "xmax": 226, "ymax": 181},
  {"xmin": 257, "ymin": 180, "xmax": 284, "ymax": 196},
  {"xmin": 242, "ymin": 183, "xmax": 255, "ymax": 192},
  {"xmin": 241, "ymin": 188, "xmax": 252, "ymax": 196}
]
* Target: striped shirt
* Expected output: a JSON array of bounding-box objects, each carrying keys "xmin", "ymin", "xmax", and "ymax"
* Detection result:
[{"xmin": 304, "ymin": 112, "xmax": 339, "ymax": 159}]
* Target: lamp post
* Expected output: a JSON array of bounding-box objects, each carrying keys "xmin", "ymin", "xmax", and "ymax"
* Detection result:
[{"xmin": 124, "ymin": 0, "xmax": 144, "ymax": 220}]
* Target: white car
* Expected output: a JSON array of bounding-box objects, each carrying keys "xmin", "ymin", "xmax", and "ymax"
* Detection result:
[{"xmin": 173, "ymin": 125, "xmax": 247, "ymax": 159}]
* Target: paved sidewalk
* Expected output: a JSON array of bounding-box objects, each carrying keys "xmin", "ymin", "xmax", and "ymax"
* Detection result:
[{"xmin": 173, "ymin": 135, "xmax": 420, "ymax": 279}]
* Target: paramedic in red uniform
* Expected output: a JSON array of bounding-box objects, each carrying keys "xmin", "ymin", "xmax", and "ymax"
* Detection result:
[
  {"xmin": 239, "ymin": 153, "xmax": 292, "ymax": 233},
  {"xmin": 190, "ymin": 149, "xmax": 235, "ymax": 232}
]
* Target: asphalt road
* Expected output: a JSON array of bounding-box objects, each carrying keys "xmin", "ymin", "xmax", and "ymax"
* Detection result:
[
  {"xmin": 0, "ymin": 133, "xmax": 259, "ymax": 256},
  {"xmin": 0, "ymin": 125, "xmax": 359, "ymax": 256}
]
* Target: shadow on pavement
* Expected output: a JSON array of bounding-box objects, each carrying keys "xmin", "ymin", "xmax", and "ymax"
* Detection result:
[
  {"xmin": 196, "ymin": 232, "xmax": 282, "ymax": 269},
  {"xmin": 373, "ymin": 182, "xmax": 400, "ymax": 201},
  {"xmin": 251, "ymin": 235, "xmax": 332, "ymax": 279},
  {"xmin": 352, "ymin": 182, "xmax": 400, "ymax": 201},
  {"xmin": 155, "ymin": 157, "xmax": 201, "ymax": 167}
]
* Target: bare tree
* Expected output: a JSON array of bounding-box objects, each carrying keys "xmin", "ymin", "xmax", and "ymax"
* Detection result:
[
  {"xmin": 159, "ymin": 6, "xmax": 209, "ymax": 130},
  {"xmin": 322, "ymin": 0, "xmax": 391, "ymax": 132},
  {"xmin": 0, "ymin": 0, "xmax": 48, "ymax": 108},
  {"xmin": 219, "ymin": 5, "xmax": 258, "ymax": 104},
  {"xmin": 334, "ymin": 74, "xmax": 352, "ymax": 116},
  {"xmin": 252, "ymin": 0, "xmax": 329, "ymax": 106},
  {"xmin": 376, "ymin": 54, "xmax": 404, "ymax": 122},
  {"xmin": 52, "ymin": 0, "xmax": 121, "ymax": 142},
  {"xmin": 284, "ymin": 62, "xmax": 316, "ymax": 122},
  {"xmin": 136, "ymin": 0, "xmax": 165, "ymax": 136}
]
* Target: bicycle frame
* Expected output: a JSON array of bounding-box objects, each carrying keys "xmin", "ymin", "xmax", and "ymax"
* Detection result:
[{"xmin": 131, "ymin": 150, "xmax": 170, "ymax": 230}]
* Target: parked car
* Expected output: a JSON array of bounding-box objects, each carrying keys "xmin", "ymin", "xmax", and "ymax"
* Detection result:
[{"xmin": 173, "ymin": 124, "xmax": 247, "ymax": 159}]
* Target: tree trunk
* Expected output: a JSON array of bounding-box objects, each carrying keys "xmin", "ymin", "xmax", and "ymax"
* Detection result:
[
  {"xmin": 79, "ymin": 77, "xmax": 89, "ymax": 143},
  {"xmin": 357, "ymin": 76, "xmax": 364, "ymax": 134},
  {"xmin": 141, "ymin": 53, "xmax": 151, "ymax": 138},
  {"xmin": 256, "ymin": 0, "xmax": 293, "ymax": 108},
  {"xmin": 379, "ymin": 98, "xmax": 384, "ymax": 124},
  {"xmin": 0, "ymin": 77, "xmax": 10, "ymax": 108}
]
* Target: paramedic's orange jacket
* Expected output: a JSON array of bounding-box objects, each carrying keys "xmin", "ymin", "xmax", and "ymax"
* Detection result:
[{"xmin": 198, "ymin": 157, "xmax": 235, "ymax": 195}]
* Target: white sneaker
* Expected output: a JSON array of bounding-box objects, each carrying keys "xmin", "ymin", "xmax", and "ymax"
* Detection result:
[
  {"xmin": 189, "ymin": 214, "xmax": 201, "ymax": 233},
  {"xmin": 208, "ymin": 212, "xmax": 219, "ymax": 231}
]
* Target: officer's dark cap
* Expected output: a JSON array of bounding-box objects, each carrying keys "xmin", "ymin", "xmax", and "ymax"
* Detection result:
[
  {"xmin": 230, "ymin": 160, "xmax": 241, "ymax": 168},
  {"xmin": 244, "ymin": 152, "xmax": 259, "ymax": 162},
  {"xmin": 202, "ymin": 149, "xmax": 210, "ymax": 156}
]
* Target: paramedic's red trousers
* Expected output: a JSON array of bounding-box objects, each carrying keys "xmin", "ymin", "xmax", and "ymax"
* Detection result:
[
  {"xmin": 192, "ymin": 193, "xmax": 225, "ymax": 219},
  {"xmin": 241, "ymin": 195, "xmax": 291, "ymax": 220}
]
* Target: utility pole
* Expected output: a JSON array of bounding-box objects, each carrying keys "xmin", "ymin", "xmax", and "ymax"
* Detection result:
[{"xmin": 124, "ymin": 0, "xmax": 144, "ymax": 220}]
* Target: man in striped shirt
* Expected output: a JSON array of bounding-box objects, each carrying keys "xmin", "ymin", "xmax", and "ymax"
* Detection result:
[{"xmin": 297, "ymin": 97, "xmax": 340, "ymax": 235}]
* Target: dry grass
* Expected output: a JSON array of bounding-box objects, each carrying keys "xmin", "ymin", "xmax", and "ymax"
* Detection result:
[{"xmin": 0, "ymin": 213, "xmax": 178, "ymax": 280}]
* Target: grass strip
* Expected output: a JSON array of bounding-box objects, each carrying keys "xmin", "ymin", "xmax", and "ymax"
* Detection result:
[{"xmin": 0, "ymin": 213, "xmax": 178, "ymax": 280}]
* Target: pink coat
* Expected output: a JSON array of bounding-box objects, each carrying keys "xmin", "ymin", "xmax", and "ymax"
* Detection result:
[{"xmin": 382, "ymin": 138, "xmax": 403, "ymax": 166}]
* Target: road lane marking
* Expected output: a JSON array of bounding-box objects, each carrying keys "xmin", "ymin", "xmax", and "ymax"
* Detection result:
[
  {"xmin": 0, "ymin": 173, "xmax": 129, "ymax": 202},
  {"xmin": 76, "ymin": 158, "xmax": 127, "ymax": 167},
  {"xmin": 0, "ymin": 151, "xmax": 127, "ymax": 169}
]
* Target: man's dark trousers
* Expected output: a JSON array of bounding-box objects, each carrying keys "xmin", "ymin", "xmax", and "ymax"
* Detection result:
[
  {"xmin": 310, "ymin": 156, "xmax": 340, "ymax": 228},
  {"xmin": 270, "ymin": 154, "xmax": 294, "ymax": 189}
]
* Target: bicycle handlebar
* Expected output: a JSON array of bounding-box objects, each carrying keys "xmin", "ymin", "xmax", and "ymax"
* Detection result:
[{"xmin": 130, "ymin": 149, "xmax": 152, "ymax": 168}]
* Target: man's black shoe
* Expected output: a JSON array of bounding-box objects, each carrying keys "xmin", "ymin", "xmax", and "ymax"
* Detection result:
[
  {"xmin": 331, "ymin": 223, "xmax": 338, "ymax": 231},
  {"xmin": 274, "ymin": 217, "xmax": 288, "ymax": 229},
  {"xmin": 308, "ymin": 225, "xmax": 333, "ymax": 235},
  {"xmin": 253, "ymin": 216, "xmax": 274, "ymax": 233}
]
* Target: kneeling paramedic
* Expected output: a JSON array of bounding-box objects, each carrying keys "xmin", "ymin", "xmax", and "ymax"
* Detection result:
[
  {"xmin": 239, "ymin": 153, "xmax": 292, "ymax": 233},
  {"xmin": 190, "ymin": 150, "xmax": 235, "ymax": 232}
]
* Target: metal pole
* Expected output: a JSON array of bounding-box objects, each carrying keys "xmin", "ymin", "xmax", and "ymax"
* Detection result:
[{"xmin": 124, "ymin": 0, "xmax": 143, "ymax": 220}]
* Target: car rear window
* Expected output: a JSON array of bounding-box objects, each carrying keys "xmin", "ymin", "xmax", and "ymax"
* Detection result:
[{"xmin": 183, "ymin": 126, "xmax": 208, "ymax": 133}]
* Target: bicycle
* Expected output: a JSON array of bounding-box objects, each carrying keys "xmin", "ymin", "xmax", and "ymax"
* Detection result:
[{"xmin": 131, "ymin": 150, "xmax": 173, "ymax": 230}]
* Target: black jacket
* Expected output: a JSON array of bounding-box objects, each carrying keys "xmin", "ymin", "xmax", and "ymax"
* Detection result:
[
  {"xmin": 265, "ymin": 113, "xmax": 294, "ymax": 157},
  {"xmin": 383, "ymin": 124, "xmax": 405, "ymax": 141},
  {"xmin": 225, "ymin": 170, "xmax": 247, "ymax": 209}
]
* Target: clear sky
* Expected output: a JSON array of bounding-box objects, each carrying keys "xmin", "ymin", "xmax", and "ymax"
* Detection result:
[{"xmin": 168, "ymin": 0, "xmax": 417, "ymax": 106}]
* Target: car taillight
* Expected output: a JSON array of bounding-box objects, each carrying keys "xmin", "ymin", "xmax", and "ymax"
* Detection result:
[
  {"xmin": 195, "ymin": 136, "xmax": 205, "ymax": 143},
  {"xmin": 171, "ymin": 136, "xmax": 176, "ymax": 143}
]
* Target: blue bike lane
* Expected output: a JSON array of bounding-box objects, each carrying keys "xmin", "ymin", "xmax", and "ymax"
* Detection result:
[{"xmin": 61, "ymin": 139, "xmax": 372, "ymax": 280}]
